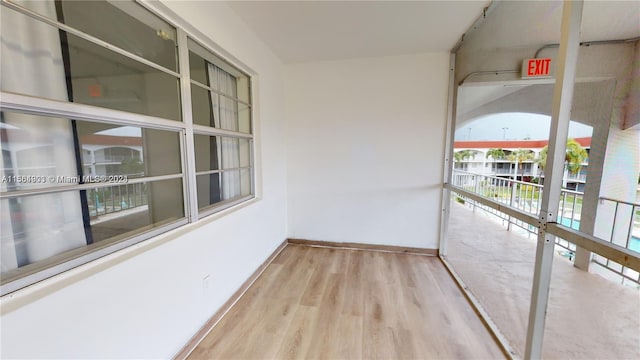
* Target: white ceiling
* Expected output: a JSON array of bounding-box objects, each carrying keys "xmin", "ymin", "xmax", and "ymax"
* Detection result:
[
  {"xmin": 226, "ymin": 1, "xmax": 490, "ymax": 63},
  {"xmin": 226, "ymin": 1, "xmax": 639, "ymax": 64},
  {"xmin": 459, "ymin": 1, "xmax": 639, "ymax": 53},
  {"xmin": 455, "ymin": 1, "xmax": 639, "ymax": 122},
  {"xmin": 582, "ymin": 1, "xmax": 640, "ymax": 42}
]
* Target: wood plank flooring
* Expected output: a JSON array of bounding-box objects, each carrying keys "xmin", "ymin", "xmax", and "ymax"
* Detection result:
[{"xmin": 187, "ymin": 245, "xmax": 505, "ymax": 359}]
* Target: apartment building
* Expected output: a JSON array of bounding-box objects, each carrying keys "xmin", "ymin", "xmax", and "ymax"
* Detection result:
[{"xmin": 454, "ymin": 137, "xmax": 591, "ymax": 190}]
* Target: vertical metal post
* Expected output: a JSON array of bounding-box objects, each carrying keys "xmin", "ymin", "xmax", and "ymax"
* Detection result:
[
  {"xmin": 508, "ymin": 170, "xmax": 518, "ymax": 230},
  {"xmin": 439, "ymin": 53, "xmax": 457, "ymax": 257},
  {"xmin": 525, "ymin": 1, "xmax": 583, "ymax": 359},
  {"xmin": 627, "ymin": 204, "xmax": 636, "ymax": 249},
  {"xmin": 570, "ymin": 193, "xmax": 578, "ymax": 228},
  {"xmin": 474, "ymin": 175, "xmax": 480, "ymax": 212},
  {"xmin": 611, "ymin": 202, "xmax": 620, "ymax": 242}
]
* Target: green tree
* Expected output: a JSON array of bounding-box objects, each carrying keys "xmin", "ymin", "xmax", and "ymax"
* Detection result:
[
  {"xmin": 537, "ymin": 146, "xmax": 548, "ymax": 172},
  {"xmin": 508, "ymin": 149, "xmax": 535, "ymax": 180},
  {"xmin": 119, "ymin": 158, "xmax": 144, "ymax": 176},
  {"xmin": 537, "ymin": 138, "xmax": 588, "ymax": 175},
  {"xmin": 565, "ymin": 138, "xmax": 588, "ymax": 175},
  {"xmin": 485, "ymin": 148, "xmax": 505, "ymax": 160},
  {"xmin": 454, "ymin": 149, "xmax": 475, "ymax": 162}
]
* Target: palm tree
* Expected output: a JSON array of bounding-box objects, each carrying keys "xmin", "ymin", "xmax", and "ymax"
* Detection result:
[
  {"xmin": 565, "ymin": 138, "xmax": 588, "ymax": 175},
  {"xmin": 453, "ymin": 150, "xmax": 475, "ymax": 171},
  {"xmin": 537, "ymin": 146, "xmax": 548, "ymax": 173},
  {"xmin": 536, "ymin": 138, "xmax": 588, "ymax": 180},
  {"xmin": 454, "ymin": 149, "xmax": 475, "ymax": 162},
  {"xmin": 485, "ymin": 148, "xmax": 505, "ymax": 160},
  {"xmin": 508, "ymin": 149, "xmax": 535, "ymax": 180}
]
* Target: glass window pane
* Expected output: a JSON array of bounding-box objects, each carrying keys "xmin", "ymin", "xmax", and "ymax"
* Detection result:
[
  {"xmin": 1, "ymin": 191, "xmax": 86, "ymax": 272},
  {"xmin": 1, "ymin": 178, "xmax": 184, "ymax": 278},
  {"xmin": 238, "ymin": 101, "xmax": 251, "ymax": 134},
  {"xmin": 8, "ymin": 0, "xmax": 178, "ymax": 71},
  {"xmin": 191, "ymin": 84, "xmax": 215, "ymax": 127},
  {"xmin": 194, "ymin": 135, "xmax": 220, "ymax": 172},
  {"xmin": 217, "ymin": 95, "xmax": 238, "ymax": 131},
  {"xmin": 1, "ymin": 112, "xmax": 77, "ymax": 192},
  {"xmin": 220, "ymin": 168, "xmax": 252, "ymax": 200},
  {"xmin": 194, "ymin": 135, "xmax": 250, "ymax": 172},
  {"xmin": 1, "ymin": 9, "xmax": 181, "ymax": 121},
  {"xmin": 77, "ymin": 124, "xmax": 182, "ymax": 178},
  {"xmin": 220, "ymin": 137, "xmax": 250, "ymax": 170},
  {"xmin": 220, "ymin": 137, "xmax": 239, "ymax": 170},
  {"xmin": 90, "ymin": 178, "xmax": 184, "ymax": 241},
  {"xmin": 240, "ymin": 168, "xmax": 252, "ymax": 197},
  {"xmin": 192, "ymin": 91, "xmax": 249, "ymax": 133},
  {"xmin": 189, "ymin": 50, "xmax": 208, "ymax": 86},
  {"xmin": 188, "ymin": 37, "xmax": 252, "ymax": 132},
  {"xmin": 188, "ymin": 38, "xmax": 249, "ymax": 90},
  {"xmin": 214, "ymin": 95, "xmax": 251, "ymax": 133},
  {"xmin": 196, "ymin": 173, "xmax": 222, "ymax": 211},
  {"xmin": 236, "ymin": 75, "xmax": 251, "ymax": 105},
  {"xmin": 64, "ymin": 32, "xmax": 181, "ymax": 121},
  {"xmin": 213, "ymin": 66, "xmax": 237, "ymax": 97},
  {"xmin": 0, "ymin": 112, "xmax": 182, "ymax": 193},
  {"xmin": 239, "ymin": 139, "xmax": 251, "ymax": 168}
]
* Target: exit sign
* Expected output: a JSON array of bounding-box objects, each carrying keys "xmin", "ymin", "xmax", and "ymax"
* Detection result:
[{"xmin": 522, "ymin": 58, "xmax": 552, "ymax": 78}]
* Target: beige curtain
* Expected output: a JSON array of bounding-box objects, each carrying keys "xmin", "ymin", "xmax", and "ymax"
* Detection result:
[{"xmin": 1, "ymin": 0, "xmax": 86, "ymax": 271}]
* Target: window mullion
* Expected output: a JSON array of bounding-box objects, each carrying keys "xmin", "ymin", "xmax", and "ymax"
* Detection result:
[
  {"xmin": 205, "ymin": 63, "xmax": 225, "ymax": 201},
  {"xmin": 192, "ymin": 125, "xmax": 253, "ymax": 139},
  {"xmin": 177, "ymin": 28, "xmax": 199, "ymax": 223},
  {"xmin": 0, "ymin": 92, "xmax": 185, "ymax": 132},
  {"xmin": 190, "ymin": 80, "xmax": 252, "ymax": 107}
]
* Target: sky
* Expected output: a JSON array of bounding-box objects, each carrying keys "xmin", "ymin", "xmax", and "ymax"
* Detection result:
[
  {"xmin": 454, "ymin": 113, "xmax": 593, "ymax": 141},
  {"xmin": 97, "ymin": 126, "xmax": 142, "ymax": 137}
]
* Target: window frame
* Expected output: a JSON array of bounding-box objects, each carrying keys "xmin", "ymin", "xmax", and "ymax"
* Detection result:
[
  {"xmin": 186, "ymin": 36, "xmax": 254, "ymax": 216},
  {"xmin": 0, "ymin": 0, "xmax": 257, "ymax": 295}
]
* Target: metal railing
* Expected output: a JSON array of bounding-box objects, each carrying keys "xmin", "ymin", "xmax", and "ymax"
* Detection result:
[
  {"xmin": 86, "ymin": 182, "xmax": 147, "ymax": 217},
  {"xmin": 93, "ymin": 155, "xmax": 140, "ymax": 163},
  {"xmin": 452, "ymin": 170, "xmax": 581, "ymax": 238},
  {"xmin": 451, "ymin": 170, "xmax": 639, "ymax": 286},
  {"xmin": 493, "ymin": 168, "xmax": 513, "ymax": 175},
  {"xmin": 591, "ymin": 197, "xmax": 640, "ymax": 286},
  {"xmin": 565, "ymin": 173, "xmax": 587, "ymax": 182}
]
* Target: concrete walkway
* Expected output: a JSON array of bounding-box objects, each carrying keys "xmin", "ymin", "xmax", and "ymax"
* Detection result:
[{"xmin": 446, "ymin": 202, "xmax": 640, "ymax": 359}]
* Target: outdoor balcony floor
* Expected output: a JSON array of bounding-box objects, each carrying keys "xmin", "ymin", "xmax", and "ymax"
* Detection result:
[{"xmin": 446, "ymin": 202, "xmax": 640, "ymax": 359}]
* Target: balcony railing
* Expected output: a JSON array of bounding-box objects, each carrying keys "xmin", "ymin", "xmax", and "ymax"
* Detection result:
[
  {"xmin": 491, "ymin": 168, "xmax": 514, "ymax": 175},
  {"xmin": 451, "ymin": 170, "xmax": 639, "ymax": 287},
  {"xmin": 86, "ymin": 182, "xmax": 147, "ymax": 217},
  {"xmin": 490, "ymin": 168, "xmax": 535, "ymax": 176},
  {"xmin": 592, "ymin": 197, "xmax": 640, "ymax": 285},
  {"xmin": 565, "ymin": 173, "xmax": 587, "ymax": 182},
  {"xmin": 93, "ymin": 155, "xmax": 140, "ymax": 163}
]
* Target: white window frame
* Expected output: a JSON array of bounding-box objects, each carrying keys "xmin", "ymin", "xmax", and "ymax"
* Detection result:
[{"xmin": 0, "ymin": 0, "xmax": 257, "ymax": 295}]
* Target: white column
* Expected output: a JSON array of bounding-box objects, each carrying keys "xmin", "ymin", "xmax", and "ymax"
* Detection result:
[
  {"xmin": 574, "ymin": 116, "xmax": 612, "ymax": 270},
  {"xmin": 525, "ymin": 1, "xmax": 583, "ymax": 359}
]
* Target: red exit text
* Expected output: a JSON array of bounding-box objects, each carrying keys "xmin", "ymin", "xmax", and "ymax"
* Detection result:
[{"xmin": 522, "ymin": 58, "xmax": 552, "ymax": 77}]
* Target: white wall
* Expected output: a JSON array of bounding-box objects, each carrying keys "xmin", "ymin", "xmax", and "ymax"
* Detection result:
[
  {"xmin": 285, "ymin": 53, "xmax": 449, "ymax": 249},
  {"xmin": 624, "ymin": 40, "xmax": 640, "ymax": 129},
  {"xmin": 0, "ymin": 2, "xmax": 287, "ymax": 358}
]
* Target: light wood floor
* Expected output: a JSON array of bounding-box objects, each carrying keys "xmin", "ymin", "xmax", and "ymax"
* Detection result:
[{"xmin": 187, "ymin": 244, "xmax": 505, "ymax": 359}]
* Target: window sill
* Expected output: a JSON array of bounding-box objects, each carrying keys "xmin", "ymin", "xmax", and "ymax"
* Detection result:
[{"xmin": 0, "ymin": 196, "xmax": 260, "ymax": 314}]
